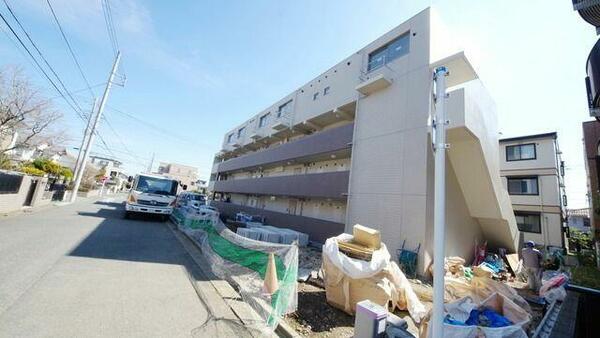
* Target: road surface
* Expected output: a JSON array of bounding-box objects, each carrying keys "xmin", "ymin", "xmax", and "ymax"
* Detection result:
[{"xmin": 0, "ymin": 196, "xmax": 246, "ymax": 337}]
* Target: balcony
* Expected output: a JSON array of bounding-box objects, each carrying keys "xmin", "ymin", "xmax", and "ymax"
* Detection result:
[
  {"xmin": 213, "ymin": 171, "xmax": 349, "ymax": 199},
  {"xmin": 215, "ymin": 122, "xmax": 354, "ymax": 173},
  {"xmin": 212, "ymin": 201, "xmax": 345, "ymax": 243}
]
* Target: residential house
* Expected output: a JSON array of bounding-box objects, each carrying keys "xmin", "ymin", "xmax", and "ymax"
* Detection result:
[
  {"xmin": 499, "ymin": 132, "xmax": 567, "ymax": 250},
  {"xmin": 208, "ymin": 8, "xmax": 519, "ymax": 274},
  {"xmin": 567, "ymin": 208, "xmax": 591, "ymax": 233}
]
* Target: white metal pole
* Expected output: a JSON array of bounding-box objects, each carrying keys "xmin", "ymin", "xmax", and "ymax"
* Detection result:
[
  {"xmin": 432, "ymin": 66, "xmax": 448, "ymax": 338},
  {"xmin": 70, "ymin": 52, "xmax": 121, "ymax": 203},
  {"xmin": 73, "ymin": 99, "xmax": 98, "ymax": 181}
]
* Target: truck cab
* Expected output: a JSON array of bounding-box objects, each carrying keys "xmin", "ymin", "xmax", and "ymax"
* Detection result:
[{"xmin": 124, "ymin": 173, "xmax": 180, "ymax": 220}]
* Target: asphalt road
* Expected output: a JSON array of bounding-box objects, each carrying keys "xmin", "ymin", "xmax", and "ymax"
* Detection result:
[{"xmin": 0, "ymin": 196, "xmax": 243, "ymax": 337}]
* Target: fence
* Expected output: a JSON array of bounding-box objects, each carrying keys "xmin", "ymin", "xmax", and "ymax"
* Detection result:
[{"xmin": 0, "ymin": 171, "xmax": 50, "ymax": 213}]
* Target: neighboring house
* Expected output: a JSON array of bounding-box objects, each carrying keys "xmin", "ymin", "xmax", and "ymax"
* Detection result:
[
  {"xmin": 208, "ymin": 8, "xmax": 519, "ymax": 275},
  {"xmin": 582, "ymin": 120, "xmax": 600, "ymax": 242},
  {"xmin": 499, "ymin": 132, "xmax": 567, "ymax": 250},
  {"xmin": 156, "ymin": 162, "xmax": 199, "ymax": 189},
  {"xmin": 567, "ymin": 208, "xmax": 591, "ymax": 233},
  {"xmin": 55, "ymin": 148, "xmax": 126, "ymax": 189}
]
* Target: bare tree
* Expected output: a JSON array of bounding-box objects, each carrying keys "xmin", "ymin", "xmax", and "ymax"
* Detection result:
[{"xmin": 0, "ymin": 67, "xmax": 63, "ymax": 154}]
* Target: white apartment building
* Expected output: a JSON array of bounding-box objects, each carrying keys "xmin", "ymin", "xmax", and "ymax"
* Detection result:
[
  {"xmin": 499, "ymin": 133, "xmax": 567, "ymax": 250},
  {"xmin": 209, "ymin": 8, "xmax": 520, "ymax": 274}
]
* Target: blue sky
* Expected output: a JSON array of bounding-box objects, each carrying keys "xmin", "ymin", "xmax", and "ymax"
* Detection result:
[{"xmin": 0, "ymin": 0, "xmax": 595, "ymax": 208}]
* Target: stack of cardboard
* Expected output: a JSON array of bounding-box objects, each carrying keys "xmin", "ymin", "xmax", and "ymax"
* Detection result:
[{"xmin": 337, "ymin": 224, "xmax": 381, "ymax": 261}]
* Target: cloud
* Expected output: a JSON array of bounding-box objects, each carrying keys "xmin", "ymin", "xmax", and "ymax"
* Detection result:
[{"xmin": 15, "ymin": 0, "xmax": 222, "ymax": 89}]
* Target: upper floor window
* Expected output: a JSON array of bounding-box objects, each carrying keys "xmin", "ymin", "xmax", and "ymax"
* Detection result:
[
  {"xmin": 227, "ymin": 133, "xmax": 234, "ymax": 143},
  {"xmin": 367, "ymin": 32, "xmax": 410, "ymax": 71},
  {"xmin": 507, "ymin": 176, "xmax": 539, "ymax": 195},
  {"xmin": 323, "ymin": 86, "xmax": 330, "ymax": 95},
  {"xmin": 515, "ymin": 212, "xmax": 541, "ymax": 233},
  {"xmin": 259, "ymin": 113, "xmax": 270, "ymax": 128},
  {"xmin": 313, "ymin": 92, "xmax": 319, "ymax": 101},
  {"xmin": 506, "ymin": 143, "xmax": 536, "ymax": 161},
  {"xmin": 277, "ymin": 99, "xmax": 293, "ymax": 118},
  {"xmin": 237, "ymin": 127, "xmax": 245, "ymax": 139}
]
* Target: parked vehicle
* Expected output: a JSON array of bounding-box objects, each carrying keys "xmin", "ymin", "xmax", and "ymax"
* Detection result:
[
  {"xmin": 176, "ymin": 191, "xmax": 206, "ymax": 210},
  {"xmin": 124, "ymin": 173, "xmax": 181, "ymax": 220}
]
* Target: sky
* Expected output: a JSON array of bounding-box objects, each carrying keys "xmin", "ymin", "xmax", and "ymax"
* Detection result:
[{"xmin": 0, "ymin": 0, "xmax": 595, "ymax": 208}]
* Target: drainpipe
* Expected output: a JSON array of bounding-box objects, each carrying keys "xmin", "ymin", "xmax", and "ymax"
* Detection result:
[{"xmin": 432, "ymin": 66, "xmax": 449, "ymax": 338}]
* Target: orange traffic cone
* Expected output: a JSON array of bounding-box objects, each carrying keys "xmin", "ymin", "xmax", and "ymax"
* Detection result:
[{"xmin": 263, "ymin": 252, "xmax": 279, "ymax": 295}]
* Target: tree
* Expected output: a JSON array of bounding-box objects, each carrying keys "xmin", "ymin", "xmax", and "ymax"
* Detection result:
[{"xmin": 0, "ymin": 67, "xmax": 63, "ymax": 153}]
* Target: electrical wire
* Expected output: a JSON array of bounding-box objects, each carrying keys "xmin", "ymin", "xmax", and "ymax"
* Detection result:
[
  {"xmin": 45, "ymin": 0, "xmax": 94, "ymax": 99},
  {"xmin": 2, "ymin": 0, "xmax": 86, "ymax": 115},
  {"xmin": 101, "ymin": 0, "xmax": 119, "ymax": 56}
]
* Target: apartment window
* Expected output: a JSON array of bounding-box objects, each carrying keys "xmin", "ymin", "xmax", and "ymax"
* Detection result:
[
  {"xmin": 507, "ymin": 176, "xmax": 539, "ymax": 195},
  {"xmin": 506, "ymin": 143, "xmax": 536, "ymax": 161},
  {"xmin": 313, "ymin": 92, "xmax": 319, "ymax": 101},
  {"xmin": 515, "ymin": 212, "xmax": 541, "ymax": 233},
  {"xmin": 323, "ymin": 86, "xmax": 330, "ymax": 95},
  {"xmin": 259, "ymin": 113, "xmax": 269, "ymax": 128},
  {"xmin": 227, "ymin": 133, "xmax": 234, "ymax": 143},
  {"xmin": 237, "ymin": 127, "xmax": 245, "ymax": 139},
  {"xmin": 277, "ymin": 99, "xmax": 293, "ymax": 118},
  {"xmin": 367, "ymin": 32, "xmax": 410, "ymax": 71}
]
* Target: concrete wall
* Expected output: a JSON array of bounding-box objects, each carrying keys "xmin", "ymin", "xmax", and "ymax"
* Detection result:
[
  {"xmin": 345, "ymin": 9, "xmax": 432, "ymax": 270},
  {"xmin": 0, "ymin": 174, "xmax": 50, "ymax": 214}
]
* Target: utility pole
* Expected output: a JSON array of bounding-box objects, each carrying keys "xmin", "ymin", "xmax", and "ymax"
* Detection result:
[
  {"xmin": 70, "ymin": 52, "xmax": 121, "ymax": 203},
  {"xmin": 431, "ymin": 66, "xmax": 449, "ymax": 338},
  {"xmin": 147, "ymin": 152, "xmax": 154, "ymax": 173},
  {"xmin": 73, "ymin": 99, "xmax": 98, "ymax": 181}
]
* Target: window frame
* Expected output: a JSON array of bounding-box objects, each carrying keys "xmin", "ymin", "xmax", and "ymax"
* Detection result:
[
  {"xmin": 313, "ymin": 92, "xmax": 319, "ymax": 101},
  {"xmin": 323, "ymin": 86, "xmax": 330, "ymax": 95},
  {"xmin": 227, "ymin": 133, "xmax": 234, "ymax": 143},
  {"xmin": 237, "ymin": 127, "xmax": 245, "ymax": 139},
  {"xmin": 514, "ymin": 211, "xmax": 542, "ymax": 234},
  {"xmin": 277, "ymin": 99, "xmax": 293, "ymax": 118},
  {"xmin": 506, "ymin": 143, "xmax": 537, "ymax": 162},
  {"xmin": 367, "ymin": 32, "xmax": 410, "ymax": 72},
  {"xmin": 507, "ymin": 176, "xmax": 539, "ymax": 196},
  {"xmin": 259, "ymin": 113, "xmax": 270, "ymax": 128}
]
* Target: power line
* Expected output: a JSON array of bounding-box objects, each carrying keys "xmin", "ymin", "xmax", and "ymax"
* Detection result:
[
  {"xmin": 45, "ymin": 0, "xmax": 94, "ymax": 98},
  {"xmin": 101, "ymin": 0, "xmax": 119, "ymax": 55},
  {"xmin": 2, "ymin": 0, "xmax": 86, "ymax": 115}
]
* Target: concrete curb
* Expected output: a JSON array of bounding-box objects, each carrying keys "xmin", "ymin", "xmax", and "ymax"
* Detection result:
[{"xmin": 167, "ymin": 221, "xmax": 301, "ymax": 338}]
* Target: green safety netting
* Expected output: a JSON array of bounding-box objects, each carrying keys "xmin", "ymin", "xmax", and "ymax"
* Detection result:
[{"xmin": 171, "ymin": 206, "xmax": 298, "ymax": 333}]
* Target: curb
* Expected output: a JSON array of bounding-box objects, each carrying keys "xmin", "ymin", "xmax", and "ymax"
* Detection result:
[{"xmin": 167, "ymin": 221, "xmax": 301, "ymax": 338}]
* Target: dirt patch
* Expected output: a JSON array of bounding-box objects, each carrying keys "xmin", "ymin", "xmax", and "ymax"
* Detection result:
[{"xmin": 285, "ymin": 282, "xmax": 354, "ymax": 338}]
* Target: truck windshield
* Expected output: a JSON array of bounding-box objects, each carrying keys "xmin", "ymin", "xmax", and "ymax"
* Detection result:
[{"xmin": 134, "ymin": 176, "xmax": 178, "ymax": 196}]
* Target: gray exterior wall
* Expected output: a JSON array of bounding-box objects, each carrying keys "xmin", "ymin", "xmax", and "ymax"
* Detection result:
[
  {"xmin": 212, "ymin": 201, "xmax": 345, "ymax": 243},
  {"xmin": 213, "ymin": 171, "xmax": 349, "ymax": 199},
  {"xmin": 215, "ymin": 122, "xmax": 354, "ymax": 173}
]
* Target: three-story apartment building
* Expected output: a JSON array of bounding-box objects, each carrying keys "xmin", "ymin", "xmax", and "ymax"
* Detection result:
[
  {"xmin": 499, "ymin": 133, "xmax": 567, "ymax": 250},
  {"xmin": 209, "ymin": 8, "xmax": 520, "ymax": 274}
]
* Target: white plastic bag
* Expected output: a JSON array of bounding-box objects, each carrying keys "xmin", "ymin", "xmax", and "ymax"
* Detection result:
[{"xmin": 323, "ymin": 233, "xmax": 390, "ymax": 279}]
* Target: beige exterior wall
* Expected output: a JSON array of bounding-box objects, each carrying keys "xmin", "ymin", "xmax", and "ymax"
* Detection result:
[
  {"xmin": 499, "ymin": 135, "xmax": 565, "ymax": 249},
  {"xmin": 212, "ymin": 8, "xmax": 520, "ymax": 275},
  {"xmin": 0, "ymin": 174, "xmax": 50, "ymax": 213}
]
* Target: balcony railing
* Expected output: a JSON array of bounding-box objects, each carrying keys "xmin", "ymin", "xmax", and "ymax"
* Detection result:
[
  {"xmin": 213, "ymin": 171, "xmax": 349, "ymax": 199},
  {"xmin": 215, "ymin": 122, "xmax": 354, "ymax": 173}
]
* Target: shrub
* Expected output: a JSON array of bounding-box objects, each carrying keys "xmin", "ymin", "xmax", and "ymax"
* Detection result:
[{"xmin": 20, "ymin": 166, "xmax": 46, "ymax": 177}]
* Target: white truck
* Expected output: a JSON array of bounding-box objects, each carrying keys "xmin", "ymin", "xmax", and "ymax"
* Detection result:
[{"xmin": 124, "ymin": 173, "xmax": 182, "ymax": 220}]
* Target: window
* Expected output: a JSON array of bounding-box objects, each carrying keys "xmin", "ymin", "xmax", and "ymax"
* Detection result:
[
  {"xmin": 227, "ymin": 133, "xmax": 234, "ymax": 143},
  {"xmin": 277, "ymin": 99, "xmax": 293, "ymax": 118},
  {"xmin": 507, "ymin": 176, "xmax": 539, "ymax": 195},
  {"xmin": 515, "ymin": 212, "xmax": 541, "ymax": 233},
  {"xmin": 237, "ymin": 127, "xmax": 245, "ymax": 139},
  {"xmin": 367, "ymin": 32, "xmax": 410, "ymax": 71},
  {"xmin": 506, "ymin": 143, "xmax": 536, "ymax": 161},
  {"xmin": 259, "ymin": 113, "xmax": 270, "ymax": 128},
  {"xmin": 323, "ymin": 86, "xmax": 330, "ymax": 95},
  {"xmin": 313, "ymin": 92, "xmax": 319, "ymax": 101}
]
